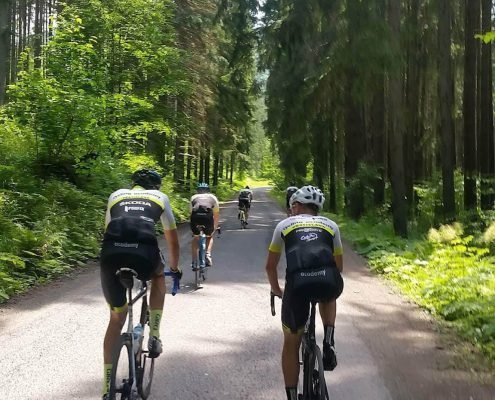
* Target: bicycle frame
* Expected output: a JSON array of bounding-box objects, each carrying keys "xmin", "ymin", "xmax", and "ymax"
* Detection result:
[{"xmin": 116, "ymin": 268, "xmax": 148, "ymax": 396}]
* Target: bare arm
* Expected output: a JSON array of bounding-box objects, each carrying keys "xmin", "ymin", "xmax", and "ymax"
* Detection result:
[
  {"xmin": 164, "ymin": 229, "xmax": 180, "ymax": 270},
  {"xmin": 335, "ymin": 254, "xmax": 343, "ymax": 273},
  {"xmin": 265, "ymin": 250, "xmax": 283, "ymax": 297},
  {"xmin": 213, "ymin": 211, "xmax": 220, "ymax": 230}
]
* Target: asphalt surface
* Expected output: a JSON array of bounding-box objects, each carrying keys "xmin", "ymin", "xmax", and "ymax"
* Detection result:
[{"xmin": 1, "ymin": 187, "xmax": 494, "ymax": 399}]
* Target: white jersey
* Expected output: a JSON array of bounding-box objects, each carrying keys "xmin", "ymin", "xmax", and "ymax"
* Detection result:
[
  {"xmin": 190, "ymin": 193, "xmax": 220, "ymax": 214},
  {"xmin": 104, "ymin": 186, "xmax": 176, "ymax": 231}
]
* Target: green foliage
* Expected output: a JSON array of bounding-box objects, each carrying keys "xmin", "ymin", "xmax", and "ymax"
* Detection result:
[{"xmin": 342, "ymin": 218, "xmax": 495, "ymax": 364}]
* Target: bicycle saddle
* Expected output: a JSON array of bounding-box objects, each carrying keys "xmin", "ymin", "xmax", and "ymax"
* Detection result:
[{"xmin": 116, "ymin": 268, "xmax": 138, "ymax": 289}]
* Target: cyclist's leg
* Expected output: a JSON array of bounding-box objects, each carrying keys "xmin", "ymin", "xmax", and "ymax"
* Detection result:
[
  {"xmin": 319, "ymin": 300, "xmax": 337, "ymax": 371},
  {"xmin": 204, "ymin": 214, "xmax": 215, "ymax": 265},
  {"xmin": 282, "ymin": 329, "xmax": 304, "ymax": 388},
  {"xmin": 281, "ymin": 289, "xmax": 309, "ymax": 398},
  {"xmin": 191, "ymin": 235, "xmax": 199, "ymax": 267},
  {"xmin": 100, "ymin": 255, "xmax": 128, "ymax": 396}
]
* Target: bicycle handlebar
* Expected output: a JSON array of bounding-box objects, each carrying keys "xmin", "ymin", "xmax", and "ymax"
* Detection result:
[
  {"xmin": 270, "ymin": 291, "xmax": 281, "ymax": 316},
  {"xmin": 164, "ymin": 269, "xmax": 181, "ymax": 296}
]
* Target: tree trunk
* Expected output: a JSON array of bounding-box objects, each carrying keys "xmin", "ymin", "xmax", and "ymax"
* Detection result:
[
  {"xmin": 173, "ymin": 136, "xmax": 185, "ymax": 187},
  {"xmin": 213, "ymin": 152, "xmax": 219, "ymax": 186},
  {"xmin": 185, "ymin": 141, "xmax": 192, "ymax": 190},
  {"xmin": 370, "ymin": 77, "xmax": 386, "ymax": 206},
  {"xmin": 438, "ymin": 0, "xmax": 456, "ymax": 220},
  {"xmin": 198, "ymin": 153, "xmax": 204, "ymax": 184},
  {"xmin": 328, "ymin": 119, "xmax": 337, "ymax": 213},
  {"xmin": 388, "ymin": 0, "xmax": 408, "ymax": 237},
  {"xmin": 229, "ymin": 152, "xmax": 234, "ymax": 185},
  {"xmin": 204, "ymin": 147, "xmax": 211, "ymax": 184},
  {"xmin": 463, "ymin": 0, "xmax": 480, "ymax": 210},
  {"xmin": 0, "ymin": 0, "xmax": 10, "ymax": 104},
  {"xmin": 33, "ymin": 0, "xmax": 42, "ymax": 69},
  {"xmin": 479, "ymin": 0, "xmax": 494, "ymax": 209},
  {"xmin": 404, "ymin": 0, "xmax": 421, "ymax": 203}
]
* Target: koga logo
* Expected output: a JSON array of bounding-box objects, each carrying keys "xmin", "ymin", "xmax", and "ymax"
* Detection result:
[
  {"xmin": 114, "ymin": 242, "xmax": 139, "ymax": 248},
  {"xmin": 125, "ymin": 206, "xmax": 145, "ymax": 212},
  {"xmin": 300, "ymin": 270, "xmax": 326, "ymax": 277},
  {"xmin": 300, "ymin": 232, "xmax": 318, "ymax": 242}
]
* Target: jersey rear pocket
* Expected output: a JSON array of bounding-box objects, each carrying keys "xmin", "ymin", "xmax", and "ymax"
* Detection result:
[
  {"xmin": 103, "ymin": 216, "xmax": 157, "ymax": 245},
  {"xmin": 290, "ymin": 266, "xmax": 343, "ymax": 302}
]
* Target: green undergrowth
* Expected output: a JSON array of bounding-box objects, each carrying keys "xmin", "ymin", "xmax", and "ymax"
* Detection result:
[
  {"xmin": 0, "ymin": 180, "xmax": 105, "ymax": 301},
  {"xmin": 336, "ymin": 215, "xmax": 495, "ymax": 367}
]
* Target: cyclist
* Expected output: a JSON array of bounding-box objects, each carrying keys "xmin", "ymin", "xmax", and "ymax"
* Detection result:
[
  {"xmin": 238, "ymin": 185, "xmax": 253, "ymax": 224},
  {"xmin": 285, "ymin": 182, "xmax": 298, "ymax": 216},
  {"xmin": 99, "ymin": 169, "xmax": 181, "ymax": 400},
  {"xmin": 264, "ymin": 185, "xmax": 344, "ymax": 400},
  {"xmin": 190, "ymin": 182, "xmax": 220, "ymax": 268}
]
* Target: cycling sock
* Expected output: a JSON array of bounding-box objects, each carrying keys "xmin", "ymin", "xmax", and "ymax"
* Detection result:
[
  {"xmin": 324, "ymin": 325, "xmax": 335, "ymax": 346},
  {"xmin": 285, "ymin": 387, "xmax": 298, "ymax": 400},
  {"xmin": 103, "ymin": 363, "xmax": 112, "ymax": 394},
  {"xmin": 149, "ymin": 309, "xmax": 162, "ymax": 338}
]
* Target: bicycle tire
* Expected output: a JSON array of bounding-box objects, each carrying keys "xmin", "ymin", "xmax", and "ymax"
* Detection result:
[
  {"xmin": 137, "ymin": 353, "xmax": 155, "ymax": 399},
  {"xmin": 108, "ymin": 335, "xmax": 136, "ymax": 400},
  {"xmin": 312, "ymin": 346, "xmax": 329, "ymax": 400},
  {"xmin": 240, "ymin": 210, "xmax": 246, "ymax": 229}
]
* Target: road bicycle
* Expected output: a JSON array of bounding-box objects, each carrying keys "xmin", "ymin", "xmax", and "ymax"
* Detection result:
[
  {"xmin": 108, "ymin": 267, "xmax": 180, "ymax": 400},
  {"xmin": 271, "ymin": 293, "xmax": 330, "ymax": 400},
  {"xmin": 193, "ymin": 225, "xmax": 208, "ymax": 289},
  {"xmin": 239, "ymin": 205, "xmax": 248, "ymax": 229}
]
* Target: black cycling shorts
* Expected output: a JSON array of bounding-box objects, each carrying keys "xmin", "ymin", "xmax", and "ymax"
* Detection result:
[
  {"xmin": 238, "ymin": 198, "xmax": 250, "ymax": 210},
  {"xmin": 281, "ymin": 268, "xmax": 343, "ymax": 333},
  {"xmin": 190, "ymin": 209, "xmax": 214, "ymax": 236},
  {"xmin": 100, "ymin": 241, "xmax": 163, "ymax": 310}
]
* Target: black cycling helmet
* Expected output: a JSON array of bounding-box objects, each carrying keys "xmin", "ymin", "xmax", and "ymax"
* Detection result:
[
  {"xmin": 245, "ymin": 185, "xmax": 250, "ymax": 189},
  {"xmin": 131, "ymin": 169, "xmax": 162, "ymax": 190}
]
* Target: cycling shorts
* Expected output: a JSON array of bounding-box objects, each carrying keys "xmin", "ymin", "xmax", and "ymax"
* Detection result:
[
  {"xmin": 100, "ymin": 241, "xmax": 163, "ymax": 310},
  {"xmin": 238, "ymin": 198, "xmax": 250, "ymax": 210},
  {"xmin": 190, "ymin": 208, "xmax": 214, "ymax": 235},
  {"xmin": 281, "ymin": 267, "xmax": 343, "ymax": 333}
]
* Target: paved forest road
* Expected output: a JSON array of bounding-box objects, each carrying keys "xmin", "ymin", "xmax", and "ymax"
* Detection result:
[{"xmin": 1, "ymin": 187, "xmax": 494, "ymax": 400}]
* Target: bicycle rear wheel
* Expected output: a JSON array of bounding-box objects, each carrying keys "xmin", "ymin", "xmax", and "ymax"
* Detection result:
[
  {"xmin": 108, "ymin": 335, "xmax": 137, "ymax": 400},
  {"xmin": 240, "ymin": 210, "xmax": 246, "ymax": 229},
  {"xmin": 137, "ymin": 353, "xmax": 155, "ymax": 399},
  {"xmin": 312, "ymin": 346, "xmax": 329, "ymax": 400}
]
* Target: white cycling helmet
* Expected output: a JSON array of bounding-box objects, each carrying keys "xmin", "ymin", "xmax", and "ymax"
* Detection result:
[{"xmin": 289, "ymin": 185, "xmax": 325, "ymax": 210}]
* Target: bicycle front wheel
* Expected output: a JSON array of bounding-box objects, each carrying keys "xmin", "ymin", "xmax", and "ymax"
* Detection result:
[{"xmin": 108, "ymin": 335, "xmax": 137, "ymax": 400}]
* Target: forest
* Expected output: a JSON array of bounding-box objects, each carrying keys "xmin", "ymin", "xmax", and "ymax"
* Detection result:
[{"xmin": 0, "ymin": 0, "xmax": 494, "ymax": 366}]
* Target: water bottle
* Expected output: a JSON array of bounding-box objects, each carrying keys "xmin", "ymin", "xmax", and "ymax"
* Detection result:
[{"xmin": 132, "ymin": 324, "xmax": 144, "ymax": 353}]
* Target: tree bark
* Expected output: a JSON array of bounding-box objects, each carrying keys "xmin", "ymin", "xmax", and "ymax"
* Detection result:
[
  {"xmin": 388, "ymin": 0, "xmax": 408, "ymax": 237},
  {"xmin": 0, "ymin": 0, "xmax": 11, "ymax": 104},
  {"xmin": 438, "ymin": 0, "xmax": 456, "ymax": 220},
  {"xmin": 463, "ymin": 0, "xmax": 480, "ymax": 210},
  {"xmin": 479, "ymin": 0, "xmax": 494, "ymax": 209}
]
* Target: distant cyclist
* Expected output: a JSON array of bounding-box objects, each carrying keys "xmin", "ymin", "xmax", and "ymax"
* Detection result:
[
  {"xmin": 285, "ymin": 182, "xmax": 298, "ymax": 216},
  {"xmin": 264, "ymin": 185, "xmax": 344, "ymax": 400},
  {"xmin": 238, "ymin": 185, "xmax": 253, "ymax": 224},
  {"xmin": 189, "ymin": 182, "xmax": 220, "ymax": 269},
  {"xmin": 99, "ymin": 169, "xmax": 181, "ymax": 400}
]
